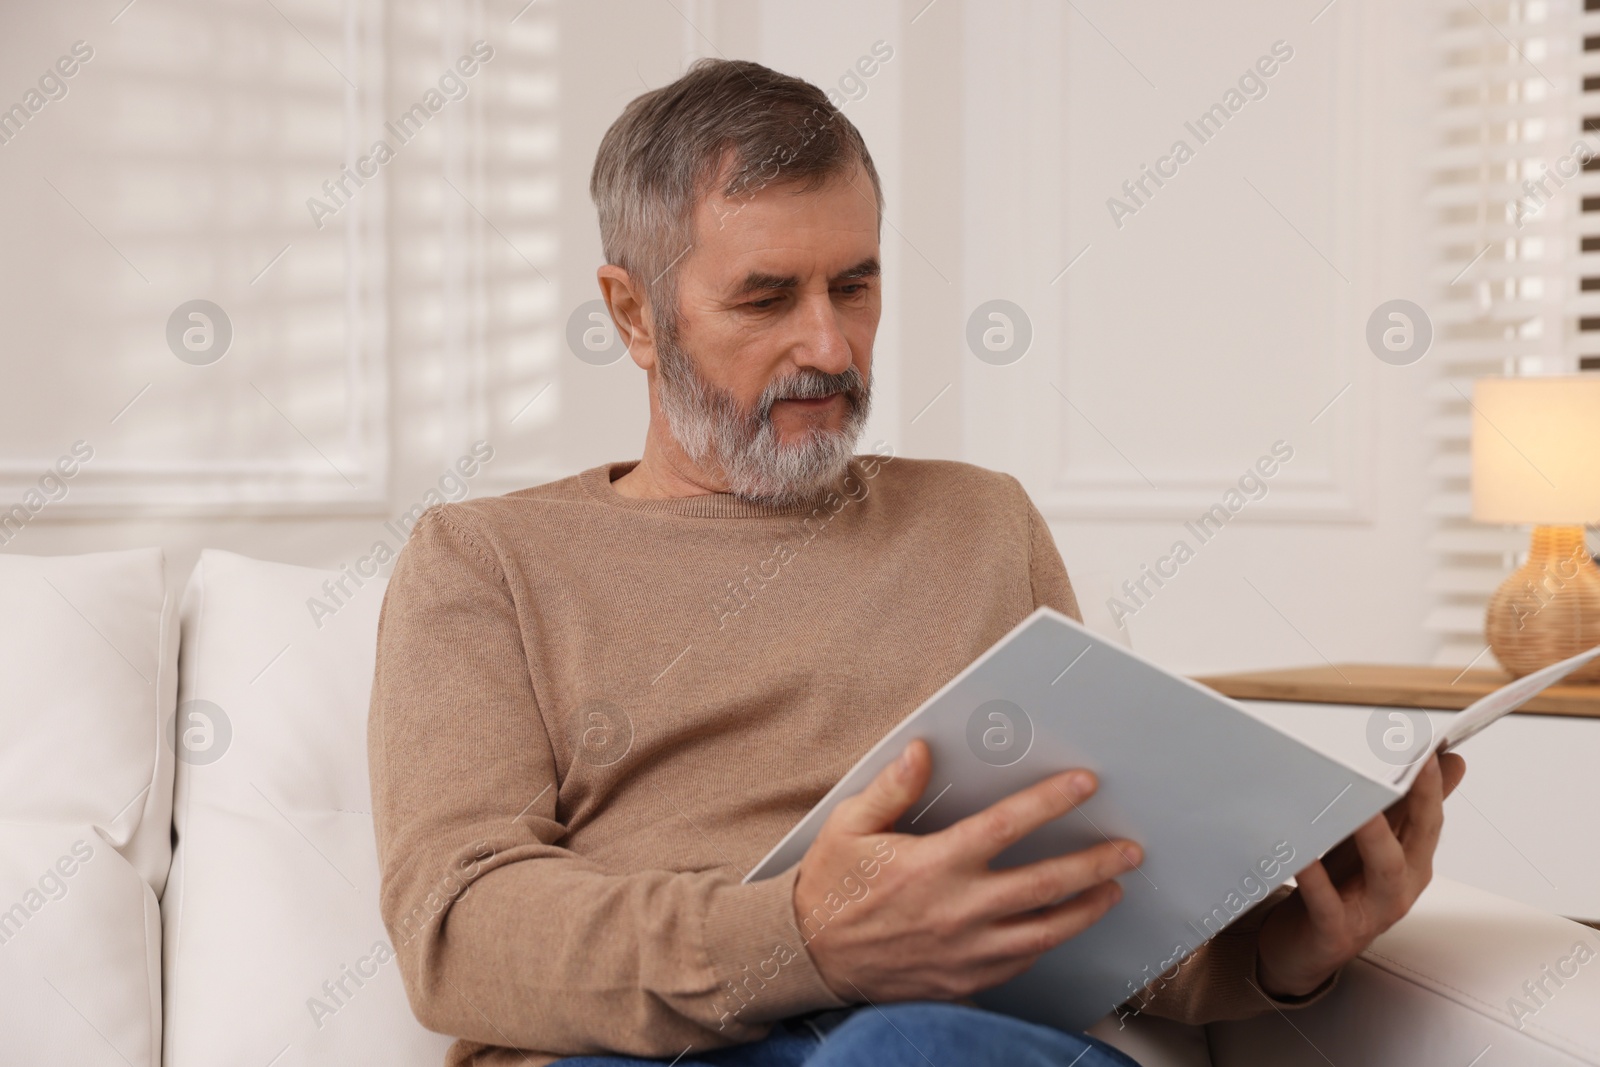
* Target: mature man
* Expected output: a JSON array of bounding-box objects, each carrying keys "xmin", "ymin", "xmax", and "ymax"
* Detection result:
[{"xmin": 369, "ymin": 59, "xmax": 1464, "ymax": 1067}]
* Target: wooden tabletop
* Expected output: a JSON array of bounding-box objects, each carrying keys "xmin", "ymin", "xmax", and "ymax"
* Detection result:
[{"xmin": 1192, "ymin": 663, "xmax": 1600, "ymax": 719}]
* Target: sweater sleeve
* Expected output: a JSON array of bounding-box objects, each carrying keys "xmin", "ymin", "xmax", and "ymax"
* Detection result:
[
  {"xmin": 1016, "ymin": 485, "xmax": 1340, "ymax": 1024},
  {"xmin": 367, "ymin": 507, "xmax": 844, "ymax": 1061},
  {"xmin": 1020, "ymin": 486, "xmax": 1083, "ymax": 623}
]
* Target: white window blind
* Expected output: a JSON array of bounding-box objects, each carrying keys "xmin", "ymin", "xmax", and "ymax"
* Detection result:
[{"xmin": 1430, "ymin": 0, "xmax": 1598, "ymax": 667}]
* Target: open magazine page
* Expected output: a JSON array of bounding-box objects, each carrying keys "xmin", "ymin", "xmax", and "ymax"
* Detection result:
[{"xmin": 1389, "ymin": 641, "xmax": 1600, "ymax": 787}]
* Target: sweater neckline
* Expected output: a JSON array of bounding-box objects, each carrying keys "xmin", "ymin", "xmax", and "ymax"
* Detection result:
[{"xmin": 578, "ymin": 460, "xmax": 851, "ymax": 518}]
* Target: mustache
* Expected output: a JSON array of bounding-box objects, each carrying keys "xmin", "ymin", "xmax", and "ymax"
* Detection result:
[{"xmin": 756, "ymin": 366, "xmax": 868, "ymax": 420}]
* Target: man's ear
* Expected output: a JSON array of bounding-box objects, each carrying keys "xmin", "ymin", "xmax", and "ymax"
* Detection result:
[{"xmin": 597, "ymin": 265, "xmax": 656, "ymax": 371}]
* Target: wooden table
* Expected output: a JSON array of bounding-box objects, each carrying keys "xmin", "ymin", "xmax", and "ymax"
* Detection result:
[{"xmin": 1192, "ymin": 663, "xmax": 1600, "ymax": 718}]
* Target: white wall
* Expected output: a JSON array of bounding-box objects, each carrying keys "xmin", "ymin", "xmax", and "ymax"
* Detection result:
[{"xmin": 0, "ymin": 0, "xmax": 1439, "ymax": 676}]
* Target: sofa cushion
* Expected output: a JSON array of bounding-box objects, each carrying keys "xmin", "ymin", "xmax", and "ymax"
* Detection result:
[
  {"xmin": 0, "ymin": 547, "xmax": 176, "ymax": 1067},
  {"xmin": 162, "ymin": 549, "xmax": 452, "ymax": 1066}
]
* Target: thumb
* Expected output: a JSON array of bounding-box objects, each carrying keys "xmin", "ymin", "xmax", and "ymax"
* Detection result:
[{"xmin": 827, "ymin": 739, "xmax": 931, "ymax": 836}]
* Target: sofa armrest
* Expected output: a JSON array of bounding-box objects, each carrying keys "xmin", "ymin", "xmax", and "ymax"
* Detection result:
[{"xmin": 1208, "ymin": 877, "xmax": 1600, "ymax": 1066}]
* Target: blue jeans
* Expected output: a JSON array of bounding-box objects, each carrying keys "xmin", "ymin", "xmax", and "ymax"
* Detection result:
[{"xmin": 552, "ymin": 1002, "xmax": 1142, "ymax": 1066}]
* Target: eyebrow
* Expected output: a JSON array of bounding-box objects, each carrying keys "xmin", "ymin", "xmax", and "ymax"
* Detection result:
[{"xmin": 727, "ymin": 257, "xmax": 880, "ymax": 299}]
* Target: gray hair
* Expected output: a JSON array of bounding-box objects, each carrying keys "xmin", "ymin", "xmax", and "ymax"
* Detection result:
[{"xmin": 589, "ymin": 58, "xmax": 884, "ymax": 337}]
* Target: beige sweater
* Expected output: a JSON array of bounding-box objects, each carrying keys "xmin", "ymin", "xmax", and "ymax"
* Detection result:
[{"xmin": 368, "ymin": 456, "xmax": 1323, "ymax": 1067}]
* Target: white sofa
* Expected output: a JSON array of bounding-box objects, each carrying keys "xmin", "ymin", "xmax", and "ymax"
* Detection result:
[{"xmin": 2, "ymin": 546, "xmax": 1597, "ymax": 1067}]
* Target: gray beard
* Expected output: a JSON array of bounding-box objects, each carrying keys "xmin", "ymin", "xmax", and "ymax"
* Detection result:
[{"xmin": 653, "ymin": 327, "xmax": 872, "ymax": 507}]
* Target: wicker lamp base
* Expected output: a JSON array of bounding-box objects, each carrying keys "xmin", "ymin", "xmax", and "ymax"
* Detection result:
[{"xmin": 1485, "ymin": 525, "xmax": 1600, "ymax": 682}]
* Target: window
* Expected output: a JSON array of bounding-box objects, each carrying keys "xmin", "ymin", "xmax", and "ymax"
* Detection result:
[{"xmin": 1431, "ymin": 0, "xmax": 1597, "ymax": 667}]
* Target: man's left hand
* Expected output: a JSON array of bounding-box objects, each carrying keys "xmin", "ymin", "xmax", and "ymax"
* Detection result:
[{"xmin": 1256, "ymin": 752, "xmax": 1468, "ymax": 999}]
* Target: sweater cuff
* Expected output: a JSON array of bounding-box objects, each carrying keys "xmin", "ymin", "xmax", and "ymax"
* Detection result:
[
  {"xmin": 702, "ymin": 866, "xmax": 848, "ymax": 1028},
  {"xmin": 1191, "ymin": 886, "xmax": 1341, "ymax": 1020},
  {"xmin": 1253, "ymin": 958, "xmax": 1342, "ymax": 1011}
]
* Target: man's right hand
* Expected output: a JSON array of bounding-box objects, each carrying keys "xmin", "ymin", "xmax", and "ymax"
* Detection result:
[{"xmin": 793, "ymin": 738, "xmax": 1142, "ymax": 1003}]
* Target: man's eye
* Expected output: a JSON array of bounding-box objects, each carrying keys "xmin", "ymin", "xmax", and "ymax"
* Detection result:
[
  {"xmin": 748, "ymin": 297, "xmax": 780, "ymax": 310},
  {"xmin": 835, "ymin": 284, "xmax": 867, "ymax": 296}
]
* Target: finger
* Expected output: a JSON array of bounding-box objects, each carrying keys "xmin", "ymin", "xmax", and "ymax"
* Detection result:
[
  {"xmin": 970, "ymin": 839, "xmax": 1143, "ymax": 921},
  {"xmin": 1397, "ymin": 757, "xmax": 1445, "ymax": 855},
  {"xmin": 1292, "ymin": 858, "xmax": 1347, "ymax": 928},
  {"xmin": 827, "ymin": 739, "xmax": 932, "ymax": 835},
  {"xmin": 1379, "ymin": 754, "xmax": 1440, "ymax": 837},
  {"xmin": 1352, "ymin": 813, "xmax": 1409, "ymax": 917},
  {"xmin": 941, "ymin": 770, "xmax": 1098, "ymax": 864},
  {"xmin": 1318, "ymin": 829, "xmax": 1369, "ymax": 884},
  {"xmin": 1439, "ymin": 752, "xmax": 1466, "ymax": 798},
  {"xmin": 1317, "ymin": 833, "xmax": 1364, "ymax": 885},
  {"xmin": 983, "ymin": 880, "xmax": 1124, "ymax": 962}
]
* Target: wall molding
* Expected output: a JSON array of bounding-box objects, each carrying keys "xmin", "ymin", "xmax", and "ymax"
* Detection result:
[{"xmin": 957, "ymin": 2, "xmax": 1375, "ymax": 525}]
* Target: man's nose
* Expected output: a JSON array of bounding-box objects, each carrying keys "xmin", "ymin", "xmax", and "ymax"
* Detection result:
[{"xmin": 789, "ymin": 294, "xmax": 854, "ymax": 376}]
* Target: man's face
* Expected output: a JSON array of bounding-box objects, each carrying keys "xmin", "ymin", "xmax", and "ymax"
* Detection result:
[{"xmin": 651, "ymin": 162, "xmax": 881, "ymax": 503}]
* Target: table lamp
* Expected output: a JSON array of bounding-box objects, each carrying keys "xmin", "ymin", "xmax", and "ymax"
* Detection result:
[{"xmin": 1471, "ymin": 376, "xmax": 1600, "ymax": 681}]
